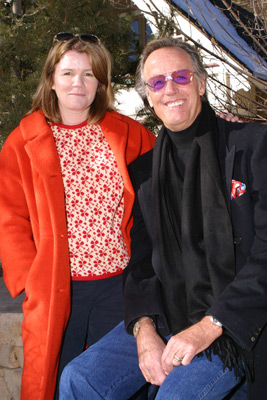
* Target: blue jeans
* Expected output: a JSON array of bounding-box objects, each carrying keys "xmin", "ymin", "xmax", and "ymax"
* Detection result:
[{"xmin": 59, "ymin": 321, "xmax": 246, "ymax": 400}]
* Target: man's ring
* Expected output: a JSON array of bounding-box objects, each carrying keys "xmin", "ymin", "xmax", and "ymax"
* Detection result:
[{"xmin": 173, "ymin": 354, "xmax": 183, "ymax": 363}]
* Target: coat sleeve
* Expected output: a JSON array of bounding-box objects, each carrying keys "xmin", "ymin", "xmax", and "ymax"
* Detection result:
[
  {"xmin": 123, "ymin": 156, "xmax": 169, "ymax": 336},
  {"xmin": 0, "ymin": 130, "xmax": 37, "ymax": 297},
  {"xmin": 208, "ymin": 124, "xmax": 267, "ymax": 351}
]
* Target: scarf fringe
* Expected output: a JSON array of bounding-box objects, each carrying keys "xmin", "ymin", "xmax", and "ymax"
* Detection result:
[{"xmin": 203, "ymin": 335, "xmax": 254, "ymax": 382}]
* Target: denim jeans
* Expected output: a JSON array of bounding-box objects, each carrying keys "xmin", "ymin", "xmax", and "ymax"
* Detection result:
[{"xmin": 59, "ymin": 321, "xmax": 246, "ymax": 400}]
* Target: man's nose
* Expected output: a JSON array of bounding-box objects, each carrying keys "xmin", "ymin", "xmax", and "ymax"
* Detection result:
[{"xmin": 164, "ymin": 79, "xmax": 178, "ymax": 93}]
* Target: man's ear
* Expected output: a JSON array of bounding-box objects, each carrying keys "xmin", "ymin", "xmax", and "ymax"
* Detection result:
[{"xmin": 199, "ymin": 77, "xmax": 206, "ymax": 97}]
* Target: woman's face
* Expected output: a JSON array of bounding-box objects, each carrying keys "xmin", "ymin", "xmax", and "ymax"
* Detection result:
[{"xmin": 52, "ymin": 50, "xmax": 99, "ymax": 124}]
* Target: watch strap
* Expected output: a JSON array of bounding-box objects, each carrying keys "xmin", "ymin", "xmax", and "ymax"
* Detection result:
[{"xmin": 133, "ymin": 317, "xmax": 155, "ymax": 338}]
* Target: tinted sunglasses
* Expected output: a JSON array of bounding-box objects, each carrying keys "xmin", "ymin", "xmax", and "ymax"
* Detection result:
[
  {"xmin": 146, "ymin": 69, "xmax": 195, "ymax": 92},
  {"xmin": 53, "ymin": 32, "xmax": 99, "ymax": 44}
]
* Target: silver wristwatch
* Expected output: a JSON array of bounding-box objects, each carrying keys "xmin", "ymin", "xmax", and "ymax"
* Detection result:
[
  {"xmin": 209, "ymin": 315, "xmax": 223, "ymax": 327},
  {"xmin": 133, "ymin": 317, "xmax": 155, "ymax": 338}
]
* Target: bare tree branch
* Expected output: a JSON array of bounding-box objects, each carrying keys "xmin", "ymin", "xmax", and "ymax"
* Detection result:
[{"xmin": 129, "ymin": 0, "xmax": 267, "ymax": 121}]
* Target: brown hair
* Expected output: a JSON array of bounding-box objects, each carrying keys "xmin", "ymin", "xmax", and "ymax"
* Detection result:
[{"xmin": 27, "ymin": 37, "xmax": 114, "ymax": 124}]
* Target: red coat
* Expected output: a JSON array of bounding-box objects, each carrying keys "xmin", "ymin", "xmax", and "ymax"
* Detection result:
[{"xmin": 0, "ymin": 110, "xmax": 155, "ymax": 400}]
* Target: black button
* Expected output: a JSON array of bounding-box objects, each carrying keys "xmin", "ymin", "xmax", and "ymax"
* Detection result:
[{"xmin": 233, "ymin": 237, "xmax": 242, "ymax": 245}]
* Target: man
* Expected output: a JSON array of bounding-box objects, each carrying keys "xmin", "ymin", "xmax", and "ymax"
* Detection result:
[{"xmin": 59, "ymin": 38, "xmax": 267, "ymax": 399}]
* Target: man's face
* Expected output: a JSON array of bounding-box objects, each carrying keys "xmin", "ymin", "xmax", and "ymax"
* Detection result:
[{"xmin": 144, "ymin": 47, "xmax": 206, "ymax": 132}]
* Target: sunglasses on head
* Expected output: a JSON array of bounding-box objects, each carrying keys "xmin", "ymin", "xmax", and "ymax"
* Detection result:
[
  {"xmin": 146, "ymin": 69, "xmax": 195, "ymax": 92},
  {"xmin": 53, "ymin": 32, "xmax": 99, "ymax": 44}
]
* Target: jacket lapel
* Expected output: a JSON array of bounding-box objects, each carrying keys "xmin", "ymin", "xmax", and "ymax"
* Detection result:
[
  {"xmin": 225, "ymin": 146, "xmax": 236, "ymax": 212},
  {"xmin": 196, "ymin": 131, "xmax": 226, "ymax": 201},
  {"xmin": 196, "ymin": 132, "xmax": 236, "ymax": 211},
  {"xmin": 216, "ymin": 118, "xmax": 236, "ymax": 212}
]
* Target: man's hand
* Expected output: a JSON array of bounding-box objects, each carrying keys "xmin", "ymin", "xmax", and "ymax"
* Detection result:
[
  {"xmin": 161, "ymin": 316, "xmax": 223, "ymax": 374},
  {"xmin": 136, "ymin": 319, "xmax": 167, "ymax": 386}
]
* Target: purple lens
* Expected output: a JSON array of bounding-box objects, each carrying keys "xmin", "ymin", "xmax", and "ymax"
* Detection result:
[
  {"xmin": 146, "ymin": 69, "xmax": 194, "ymax": 92},
  {"xmin": 147, "ymin": 75, "xmax": 166, "ymax": 92},
  {"xmin": 172, "ymin": 70, "xmax": 193, "ymax": 85}
]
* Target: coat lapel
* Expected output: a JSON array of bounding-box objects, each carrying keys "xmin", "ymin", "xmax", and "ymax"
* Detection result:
[
  {"xmin": 21, "ymin": 110, "xmax": 62, "ymax": 178},
  {"xmin": 99, "ymin": 111, "xmax": 129, "ymax": 182},
  {"xmin": 225, "ymin": 146, "xmax": 236, "ymax": 211},
  {"xmin": 20, "ymin": 111, "xmax": 68, "ymax": 234}
]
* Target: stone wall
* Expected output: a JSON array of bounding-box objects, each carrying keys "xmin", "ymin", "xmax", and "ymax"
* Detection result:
[{"xmin": 0, "ymin": 278, "xmax": 24, "ymax": 400}]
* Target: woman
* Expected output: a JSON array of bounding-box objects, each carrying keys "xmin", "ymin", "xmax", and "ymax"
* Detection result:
[{"xmin": 0, "ymin": 33, "xmax": 155, "ymax": 400}]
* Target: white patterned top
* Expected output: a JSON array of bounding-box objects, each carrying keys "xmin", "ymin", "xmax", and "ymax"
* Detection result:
[{"xmin": 50, "ymin": 120, "xmax": 129, "ymax": 280}]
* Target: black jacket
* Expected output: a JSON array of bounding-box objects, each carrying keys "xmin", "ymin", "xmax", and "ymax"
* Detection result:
[{"xmin": 123, "ymin": 117, "xmax": 267, "ymax": 399}]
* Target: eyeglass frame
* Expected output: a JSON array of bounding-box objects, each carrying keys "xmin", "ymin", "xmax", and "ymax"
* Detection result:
[{"xmin": 145, "ymin": 69, "xmax": 195, "ymax": 92}]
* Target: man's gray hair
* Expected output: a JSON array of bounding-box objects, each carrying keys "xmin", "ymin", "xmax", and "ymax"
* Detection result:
[{"xmin": 135, "ymin": 37, "xmax": 208, "ymax": 109}]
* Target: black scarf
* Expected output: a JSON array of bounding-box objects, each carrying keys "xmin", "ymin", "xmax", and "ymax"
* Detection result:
[{"xmin": 152, "ymin": 102, "xmax": 252, "ymax": 379}]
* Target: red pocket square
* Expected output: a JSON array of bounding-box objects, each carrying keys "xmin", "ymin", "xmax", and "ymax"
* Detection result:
[{"xmin": 231, "ymin": 179, "xmax": 246, "ymax": 199}]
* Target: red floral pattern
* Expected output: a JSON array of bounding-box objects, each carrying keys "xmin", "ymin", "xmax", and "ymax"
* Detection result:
[{"xmin": 50, "ymin": 121, "xmax": 129, "ymax": 279}]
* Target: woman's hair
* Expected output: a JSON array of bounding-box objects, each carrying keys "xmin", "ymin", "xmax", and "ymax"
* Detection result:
[
  {"xmin": 135, "ymin": 37, "xmax": 208, "ymax": 111},
  {"xmin": 27, "ymin": 37, "xmax": 114, "ymax": 124}
]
